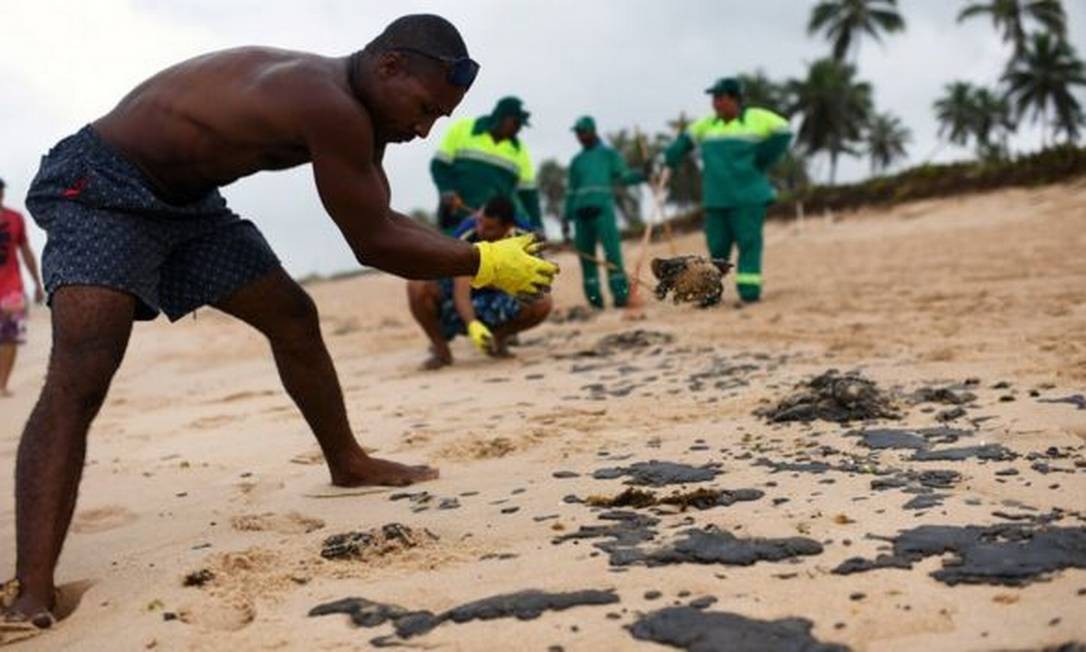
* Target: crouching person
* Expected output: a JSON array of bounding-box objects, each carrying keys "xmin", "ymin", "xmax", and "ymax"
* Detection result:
[{"xmin": 408, "ymin": 195, "xmax": 552, "ymax": 369}]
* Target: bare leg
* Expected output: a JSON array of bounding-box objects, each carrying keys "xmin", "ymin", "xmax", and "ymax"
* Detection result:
[
  {"xmin": 215, "ymin": 268, "xmax": 437, "ymax": 486},
  {"xmin": 10, "ymin": 286, "xmax": 135, "ymax": 623},
  {"xmin": 491, "ymin": 296, "xmax": 553, "ymax": 357},
  {"xmin": 406, "ymin": 280, "xmax": 452, "ymax": 370},
  {"xmin": 0, "ymin": 343, "xmax": 15, "ymax": 396}
]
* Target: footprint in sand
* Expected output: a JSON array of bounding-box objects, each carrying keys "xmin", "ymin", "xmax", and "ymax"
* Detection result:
[
  {"xmin": 71, "ymin": 506, "xmax": 138, "ymax": 534},
  {"xmin": 437, "ymin": 427, "xmax": 557, "ymax": 461},
  {"xmin": 214, "ymin": 390, "xmax": 276, "ymax": 404},
  {"xmin": 179, "ymin": 596, "xmax": 256, "ymax": 632},
  {"xmin": 230, "ymin": 512, "xmax": 325, "ymax": 535},
  {"xmin": 188, "ymin": 414, "xmax": 239, "ymax": 430},
  {"xmin": 289, "ymin": 449, "xmax": 325, "ymax": 465},
  {"xmin": 233, "ymin": 479, "xmax": 286, "ymax": 503},
  {"xmin": 179, "ymin": 548, "xmax": 285, "ymax": 632}
]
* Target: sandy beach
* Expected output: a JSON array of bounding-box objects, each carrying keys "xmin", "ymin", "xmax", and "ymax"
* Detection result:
[{"xmin": 2, "ymin": 179, "xmax": 1085, "ymax": 651}]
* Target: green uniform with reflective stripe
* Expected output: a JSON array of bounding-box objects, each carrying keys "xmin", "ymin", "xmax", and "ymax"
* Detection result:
[
  {"xmin": 565, "ymin": 143, "xmax": 644, "ymax": 307},
  {"xmin": 431, "ymin": 116, "xmax": 542, "ymax": 231},
  {"xmin": 665, "ymin": 106, "xmax": 791, "ymax": 301}
]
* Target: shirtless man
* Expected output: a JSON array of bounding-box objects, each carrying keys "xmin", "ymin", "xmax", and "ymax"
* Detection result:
[{"xmin": 5, "ymin": 14, "xmax": 557, "ymax": 627}]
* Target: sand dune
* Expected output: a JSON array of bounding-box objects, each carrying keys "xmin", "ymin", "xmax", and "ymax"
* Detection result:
[{"xmin": 2, "ymin": 179, "xmax": 1085, "ymax": 650}]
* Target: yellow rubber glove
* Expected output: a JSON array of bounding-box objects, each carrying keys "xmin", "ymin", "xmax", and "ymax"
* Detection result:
[
  {"xmin": 472, "ymin": 234, "xmax": 559, "ymax": 299},
  {"xmin": 466, "ymin": 319, "xmax": 494, "ymax": 354}
]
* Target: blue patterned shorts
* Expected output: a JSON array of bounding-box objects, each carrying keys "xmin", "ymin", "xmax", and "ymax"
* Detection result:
[
  {"xmin": 437, "ymin": 278, "xmax": 521, "ymax": 341},
  {"xmin": 25, "ymin": 126, "xmax": 279, "ymax": 321}
]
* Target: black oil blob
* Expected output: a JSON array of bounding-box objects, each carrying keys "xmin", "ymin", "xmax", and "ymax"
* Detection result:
[
  {"xmin": 757, "ymin": 371, "xmax": 900, "ymax": 424},
  {"xmin": 310, "ymin": 589, "xmax": 619, "ymax": 646},
  {"xmin": 832, "ymin": 524, "xmax": 1086, "ymax": 586},
  {"xmin": 593, "ymin": 461, "xmax": 722, "ymax": 486},
  {"xmin": 629, "ymin": 606, "xmax": 850, "ymax": 651}
]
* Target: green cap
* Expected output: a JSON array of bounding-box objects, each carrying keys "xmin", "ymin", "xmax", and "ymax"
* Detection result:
[
  {"xmin": 492, "ymin": 96, "xmax": 531, "ymax": 126},
  {"xmin": 572, "ymin": 115, "xmax": 596, "ymax": 133},
  {"xmin": 705, "ymin": 77, "xmax": 742, "ymax": 97}
]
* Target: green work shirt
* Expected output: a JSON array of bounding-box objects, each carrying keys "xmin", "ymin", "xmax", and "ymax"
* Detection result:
[
  {"xmin": 564, "ymin": 143, "xmax": 644, "ymax": 218},
  {"xmin": 430, "ymin": 116, "xmax": 542, "ymax": 228},
  {"xmin": 665, "ymin": 107, "xmax": 792, "ymax": 208}
]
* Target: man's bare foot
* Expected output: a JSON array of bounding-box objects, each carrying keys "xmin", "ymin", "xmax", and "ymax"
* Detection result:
[
  {"xmin": 329, "ymin": 454, "xmax": 438, "ymax": 487},
  {"xmin": 420, "ymin": 345, "xmax": 452, "ymax": 371},
  {"xmin": 420, "ymin": 354, "xmax": 451, "ymax": 371},
  {"xmin": 2, "ymin": 581, "xmax": 56, "ymax": 632}
]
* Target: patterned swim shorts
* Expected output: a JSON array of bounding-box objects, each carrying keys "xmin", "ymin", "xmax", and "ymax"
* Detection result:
[
  {"xmin": 437, "ymin": 278, "xmax": 522, "ymax": 341},
  {"xmin": 25, "ymin": 126, "xmax": 280, "ymax": 321}
]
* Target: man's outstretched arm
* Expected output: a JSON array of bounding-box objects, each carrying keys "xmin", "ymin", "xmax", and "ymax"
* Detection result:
[
  {"xmin": 305, "ymin": 104, "xmax": 480, "ymax": 279},
  {"xmin": 302, "ymin": 93, "xmax": 556, "ymax": 295}
]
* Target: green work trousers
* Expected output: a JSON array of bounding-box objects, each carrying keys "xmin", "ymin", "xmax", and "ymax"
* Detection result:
[
  {"xmin": 573, "ymin": 204, "xmax": 628, "ymax": 308},
  {"xmin": 704, "ymin": 204, "xmax": 765, "ymax": 302}
]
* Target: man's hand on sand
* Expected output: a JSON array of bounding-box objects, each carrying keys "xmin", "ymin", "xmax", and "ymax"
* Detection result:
[
  {"xmin": 329, "ymin": 453, "xmax": 438, "ymax": 487},
  {"xmin": 472, "ymin": 234, "xmax": 559, "ymax": 300}
]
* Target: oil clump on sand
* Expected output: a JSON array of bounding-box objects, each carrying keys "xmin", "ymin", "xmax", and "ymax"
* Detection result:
[
  {"xmin": 629, "ymin": 606, "xmax": 850, "ymax": 651},
  {"xmin": 758, "ymin": 370, "xmax": 900, "ymax": 423},
  {"xmin": 321, "ymin": 523, "xmax": 437, "ymax": 560},
  {"xmin": 310, "ymin": 589, "xmax": 618, "ymax": 646},
  {"xmin": 652, "ymin": 256, "xmax": 732, "ymax": 307}
]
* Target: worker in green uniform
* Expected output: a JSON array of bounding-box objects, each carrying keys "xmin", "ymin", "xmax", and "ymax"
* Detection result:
[
  {"xmin": 664, "ymin": 77, "xmax": 791, "ymax": 303},
  {"xmin": 431, "ymin": 96, "xmax": 542, "ymax": 233},
  {"xmin": 562, "ymin": 116, "xmax": 648, "ymax": 308}
]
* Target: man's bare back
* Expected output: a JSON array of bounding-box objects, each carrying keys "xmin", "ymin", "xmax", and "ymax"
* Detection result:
[{"xmin": 95, "ymin": 48, "xmax": 354, "ymax": 201}]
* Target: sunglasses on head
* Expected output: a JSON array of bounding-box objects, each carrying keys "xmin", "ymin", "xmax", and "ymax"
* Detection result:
[{"xmin": 394, "ymin": 47, "xmax": 480, "ymax": 89}]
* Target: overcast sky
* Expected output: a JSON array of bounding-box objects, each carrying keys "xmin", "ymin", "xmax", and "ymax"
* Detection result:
[{"xmin": 2, "ymin": 1, "xmax": 1083, "ymax": 277}]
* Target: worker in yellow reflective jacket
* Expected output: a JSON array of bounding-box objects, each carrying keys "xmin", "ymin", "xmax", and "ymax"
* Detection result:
[
  {"xmin": 665, "ymin": 77, "xmax": 791, "ymax": 303},
  {"xmin": 431, "ymin": 96, "xmax": 541, "ymax": 233}
]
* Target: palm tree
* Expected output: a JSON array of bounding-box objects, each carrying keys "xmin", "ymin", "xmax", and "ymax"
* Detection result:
[
  {"xmin": 769, "ymin": 151, "xmax": 811, "ymax": 196},
  {"xmin": 1052, "ymin": 102, "xmax": 1084, "ymax": 143},
  {"xmin": 865, "ymin": 112, "xmax": 911, "ymax": 174},
  {"xmin": 957, "ymin": 0, "xmax": 1066, "ymax": 55},
  {"xmin": 971, "ymin": 87, "xmax": 1016, "ymax": 158},
  {"xmin": 1003, "ymin": 31, "xmax": 1086, "ymax": 144},
  {"xmin": 933, "ymin": 83, "xmax": 1019, "ymax": 158},
  {"xmin": 787, "ymin": 58, "xmax": 873, "ymax": 184},
  {"xmin": 536, "ymin": 159, "xmax": 567, "ymax": 221},
  {"xmin": 933, "ymin": 81, "xmax": 979, "ymax": 147},
  {"xmin": 807, "ymin": 0, "xmax": 906, "ymax": 62},
  {"xmin": 738, "ymin": 71, "xmax": 792, "ymax": 115}
]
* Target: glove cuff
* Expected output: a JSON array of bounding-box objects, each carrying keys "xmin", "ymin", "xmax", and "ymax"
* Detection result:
[{"xmin": 471, "ymin": 241, "xmax": 496, "ymax": 289}]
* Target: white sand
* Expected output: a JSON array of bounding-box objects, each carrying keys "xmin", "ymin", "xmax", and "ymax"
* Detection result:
[{"xmin": 2, "ymin": 179, "xmax": 1085, "ymax": 651}]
